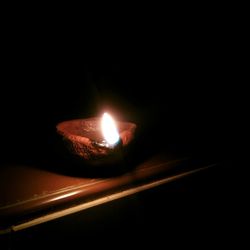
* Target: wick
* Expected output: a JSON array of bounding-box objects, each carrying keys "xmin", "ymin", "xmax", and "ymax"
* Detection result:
[{"xmin": 92, "ymin": 138, "xmax": 122, "ymax": 149}]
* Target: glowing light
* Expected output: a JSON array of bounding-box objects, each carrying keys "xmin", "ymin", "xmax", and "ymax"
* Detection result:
[{"xmin": 101, "ymin": 112, "xmax": 120, "ymax": 146}]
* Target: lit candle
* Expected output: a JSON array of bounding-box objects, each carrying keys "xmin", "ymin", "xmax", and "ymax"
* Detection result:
[
  {"xmin": 93, "ymin": 112, "xmax": 121, "ymax": 149},
  {"xmin": 56, "ymin": 112, "xmax": 136, "ymax": 165}
]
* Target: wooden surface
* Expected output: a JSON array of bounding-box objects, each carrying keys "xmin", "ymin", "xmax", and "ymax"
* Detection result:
[{"xmin": 0, "ymin": 153, "xmax": 216, "ymax": 232}]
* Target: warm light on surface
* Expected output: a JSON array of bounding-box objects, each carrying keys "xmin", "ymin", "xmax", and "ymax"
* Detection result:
[{"xmin": 101, "ymin": 113, "xmax": 120, "ymax": 146}]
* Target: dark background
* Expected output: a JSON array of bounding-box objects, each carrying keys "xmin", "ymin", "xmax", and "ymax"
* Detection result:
[
  {"xmin": 0, "ymin": 30, "xmax": 234, "ymax": 167},
  {"xmin": 0, "ymin": 12, "xmax": 240, "ymax": 248}
]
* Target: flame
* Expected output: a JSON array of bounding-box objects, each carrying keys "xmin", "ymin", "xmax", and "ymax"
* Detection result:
[{"xmin": 101, "ymin": 112, "xmax": 120, "ymax": 146}]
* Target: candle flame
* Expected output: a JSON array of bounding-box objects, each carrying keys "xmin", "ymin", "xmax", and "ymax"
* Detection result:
[{"xmin": 101, "ymin": 112, "xmax": 120, "ymax": 146}]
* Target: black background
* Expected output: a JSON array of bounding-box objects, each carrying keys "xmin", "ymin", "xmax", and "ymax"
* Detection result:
[
  {"xmin": 0, "ymin": 27, "xmax": 234, "ymax": 167},
  {"xmin": 0, "ymin": 11, "xmax": 240, "ymax": 248},
  {"xmin": 0, "ymin": 9, "xmax": 238, "ymax": 181}
]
